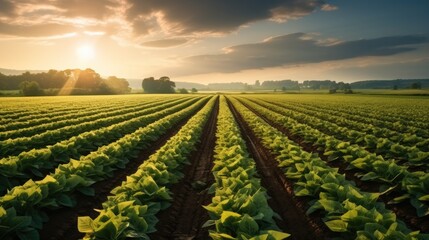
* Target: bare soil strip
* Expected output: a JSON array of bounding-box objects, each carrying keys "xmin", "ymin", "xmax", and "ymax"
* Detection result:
[
  {"xmin": 39, "ymin": 102, "xmax": 207, "ymax": 240},
  {"xmin": 149, "ymin": 97, "xmax": 219, "ymax": 240},
  {"xmin": 238, "ymin": 97, "xmax": 429, "ymax": 233},
  {"xmin": 226, "ymin": 97, "xmax": 333, "ymax": 240}
]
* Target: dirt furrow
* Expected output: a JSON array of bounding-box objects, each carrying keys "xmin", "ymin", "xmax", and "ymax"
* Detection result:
[
  {"xmin": 236, "ymin": 97, "xmax": 429, "ymax": 233},
  {"xmin": 39, "ymin": 102, "xmax": 207, "ymax": 240},
  {"xmin": 149, "ymin": 97, "xmax": 219, "ymax": 240},
  {"xmin": 226, "ymin": 97, "xmax": 332, "ymax": 240}
]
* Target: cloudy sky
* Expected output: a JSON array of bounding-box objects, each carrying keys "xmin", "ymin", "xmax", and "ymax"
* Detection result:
[{"xmin": 0, "ymin": 0, "xmax": 428, "ymax": 83}]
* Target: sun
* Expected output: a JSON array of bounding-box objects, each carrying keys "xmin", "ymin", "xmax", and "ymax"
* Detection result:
[{"xmin": 76, "ymin": 45, "xmax": 95, "ymax": 60}]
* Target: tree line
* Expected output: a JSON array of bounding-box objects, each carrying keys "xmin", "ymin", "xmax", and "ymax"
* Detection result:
[
  {"xmin": 141, "ymin": 76, "xmax": 197, "ymax": 94},
  {"xmin": 0, "ymin": 69, "xmax": 131, "ymax": 96}
]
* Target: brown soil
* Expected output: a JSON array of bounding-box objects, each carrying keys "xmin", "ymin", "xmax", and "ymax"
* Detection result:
[
  {"xmin": 226, "ymin": 97, "xmax": 334, "ymax": 240},
  {"xmin": 149, "ymin": 97, "xmax": 219, "ymax": 240},
  {"xmin": 238, "ymin": 97, "xmax": 429, "ymax": 233},
  {"xmin": 39, "ymin": 101, "xmax": 207, "ymax": 240}
]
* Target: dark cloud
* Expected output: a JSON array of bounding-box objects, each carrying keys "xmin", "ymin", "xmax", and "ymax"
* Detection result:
[
  {"xmin": 127, "ymin": 0, "xmax": 327, "ymax": 35},
  {"xmin": 0, "ymin": 22, "xmax": 77, "ymax": 37},
  {"xmin": 141, "ymin": 38, "xmax": 189, "ymax": 48},
  {"xmin": 175, "ymin": 33, "xmax": 428, "ymax": 75},
  {"xmin": 0, "ymin": 0, "xmax": 334, "ymax": 39},
  {"xmin": 0, "ymin": 0, "xmax": 15, "ymax": 17},
  {"xmin": 54, "ymin": 0, "xmax": 119, "ymax": 19},
  {"xmin": 0, "ymin": 0, "xmax": 118, "ymax": 38},
  {"xmin": 132, "ymin": 18, "xmax": 157, "ymax": 36}
]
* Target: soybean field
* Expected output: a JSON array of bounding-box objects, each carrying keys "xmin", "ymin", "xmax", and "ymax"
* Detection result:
[{"xmin": 0, "ymin": 94, "xmax": 428, "ymax": 240}]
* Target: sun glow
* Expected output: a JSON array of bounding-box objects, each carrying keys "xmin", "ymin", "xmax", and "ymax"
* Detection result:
[{"xmin": 76, "ymin": 44, "xmax": 95, "ymax": 60}]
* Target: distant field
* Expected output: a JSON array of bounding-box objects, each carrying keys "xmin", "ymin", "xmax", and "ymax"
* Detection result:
[
  {"xmin": 1, "ymin": 94, "xmax": 428, "ymax": 239},
  {"xmin": 353, "ymin": 88, "xmax": 429, "ymax": 95}
]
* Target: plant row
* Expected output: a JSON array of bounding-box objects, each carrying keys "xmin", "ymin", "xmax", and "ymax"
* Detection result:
[
  {"xmin": 237, "ymin": 97, "xmax": 429, "ymax": 217},
  {"xmin": 0, "ymin": 97, "xmax": 194, "ymax": 157},
  {"xmin": 0, "ymin": 96, "xmax": 211, "ymax": 240},
  {"xmin": 228, "ymin": 96, "xmax": 428, "ymax": 239},
  {"xmin": 245, "ymin": 97, "xmax": 429, "ymax": 166},
  {"xmin": 77, "ymin": 96, "xmax": 217, "ymax": 240},
  {"xmin": 202, "ymin": 96, "xmax": 289, "ymax": 239},
  {"xmin": 256, "ymin": 97, "xmax": 429, "ymax": 151},
  {"xmin": 0, "ymin": 97, "xmax": 201, "ymax": 194},
  {"xmin": 0, "ymin": 97, "xmax": 169, "ymax": 137},
  {"xmin": 268, "ymin": 96, "xmax": 429, "ymax": 138},
  {"xmin": 0, "ymin": 96, "xmax": 134, "ymax": 126}
]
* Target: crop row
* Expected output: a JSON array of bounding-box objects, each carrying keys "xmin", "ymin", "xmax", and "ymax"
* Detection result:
[
  {"xmin": 244, "ymin": 97, "xmax": 429, "ymax": 167},
  {"xmin": 0, "ymin": 97, "xmax": 171, "ymax": 135},
  {"xmin": 77, "ymin": 96, "xmax": 216, "ymax": 239},
  {"xmin": 0, "ymin": 97, "xmax": 195, "ymax": 157},
  {"xmin": 228, "ymin": 96, "xmax": 428, "ymax": 239},
  {"xmin": 236, "ymin": 97, "xmax": 429, "ymax": 218},
  {"xmin": 0, "ymin": 97, "xmax": 176, "ymax": 140},
  {"xmin": 270, "ymin": 96, "xmax": 429, "ymax": 137},
  {"xmin": 0, "ymin": 96, "xmax": 211, "ymax": 240},
  {"xmin": 0, "ymin": 97, "xmax": 201, "ymax": 194},
  {"xmin": 0, "ymin": 96, "xmax": 137, "ymax": 125},
  {"xmin": 255, "ymin": 97, "xmax": 429, "ymax": 150},
  {"xmin": 202, "ymin": 96, "xmax": 289, "ymax": 239}
]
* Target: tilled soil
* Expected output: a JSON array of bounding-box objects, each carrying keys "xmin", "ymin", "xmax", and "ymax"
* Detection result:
[
  {"xmin": 149, "ymin": 96, "xmax": 219, "ymax": 239},
  {"xmin": 238, "ymin": 97, "xmax": 429, "ymax": 233},
  {"xmin": 39, "ymin": 101, "xmax": 207, "ymax": 240},
  {"xmin": 226, "ymin": 97, "xmax": 333, "ymax": 240},
  {"xmin": 149, "ymin": 97, "xmax": 219, "ymax": 240}
]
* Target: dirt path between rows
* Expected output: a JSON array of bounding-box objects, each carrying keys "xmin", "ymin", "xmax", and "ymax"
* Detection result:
[
  {"xmin": 226, "ymin": 96, "xmax": 332, "ymax": 240},
  {"xmin": 238, "ymin": 97, "xmax": 429, "ymax": 233},
  {"xmin": 39, "ymin": 100, "xmax": 208, "ymax": 240},
  {"xmin": 149, "ymin": 97, "xmax": 219, "ymax": 240}
]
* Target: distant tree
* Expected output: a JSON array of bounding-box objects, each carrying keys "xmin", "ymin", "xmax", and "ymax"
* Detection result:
[
  {"xmin": 393, "ymin": 85, "xmax": 398, "ymax": 90},
  {"xmin": 75, "ymin": 68, "xmax": 103, "ymax": 90},
  {"xmin": 142, "ymin": 77, "xmax": 155, "ymax": 92},
  {"xmin": 142, "ymin": 76, "xmax": 175, "ymax": 93},
  {"xmin": 411, "ymin": 82, "xmax": 422, "ymax": 89},
  {"xmin": 244, "ymin": 83, "xmax": 252, "ymax": 90},
  {"xmin": 255, "ymin": 80, "xmax": 260, "ymax": 88},
  {"xmin": 281, "ymin": 86, "xmax": 286, "ymax": 92},
  {"xmin": 337, "ymin": 81, "xmax": 346, "ymax": 90},
  {"xmin": 178, "ymin": 88, "xmax": 189, "ymax": 94},
  {"xmin": 191, "ymin": 88, "xmax": 198, "ymax": 93},
  {"xmin": 19, "ymin": 81, "xmax": 44, "ymax": 96},
  {"xmin": 104, "ymin": 76, "xmax": 131, "ymax": 94}
]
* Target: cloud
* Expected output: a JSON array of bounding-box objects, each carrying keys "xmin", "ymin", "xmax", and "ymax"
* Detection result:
[
  {"xmin": 170, "ymin": 33, "xmax": 428, "ymax": 75},
  {"xmin": 141, "ymin": 38, "xmax": 189, "ymax": 48},
  {"xmin": 0, "ymin": 22, "xmax": 78, "ymax": 37},
  {"xmin": 321, "ymin": 4, "xmax": 338, "ymax": 11},
  {"xmin": 0, "ymin": 0, "xmax": 15, "ymax": 17},
  {"xmin": 0, "ymin": 0, "xmax": 334, "ymax": 42},
  {"xmin": 126, "ymin": 0, "xmax": 328, "ymax": 35},
  {"xmin": 0, "ymin": 0, "xmax": 120, "ymax": 38},
  {"xmin": 54, "ymin": 0, "xmax": 119, "ymax": 19}
]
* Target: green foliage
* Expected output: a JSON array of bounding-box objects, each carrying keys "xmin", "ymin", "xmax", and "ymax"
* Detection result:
[
  {"xmin": 228, "ymin": 96, "xmax": 428, "ymax": 239},
  {"xmin": 204, "ymin": 96, "xmax": 289, "ymax": 240},
  {"xmin": 78, "ymin": 96, "xmax": 217, "ymax": 239},
  {"xmin": 0, "ymin": 96, "xmax": 212, "ymax": 240},
  {"xmin": 19, "ymin": 81, "xmax": 43, "ymax": 96},
  {"xmin": 142, "ymin": 76, "xmax": 175, "ymax": 93},
  {"xmin": 0, "ymin": 97, "xmax": 198, "ymax": 194},
  {"xmin": 0, "ymin": 69, "xmax": 131, "ymax": 95},
  {"xmin": 236, "ymin": 96, "xmax": 429, "ymax": 217}
]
